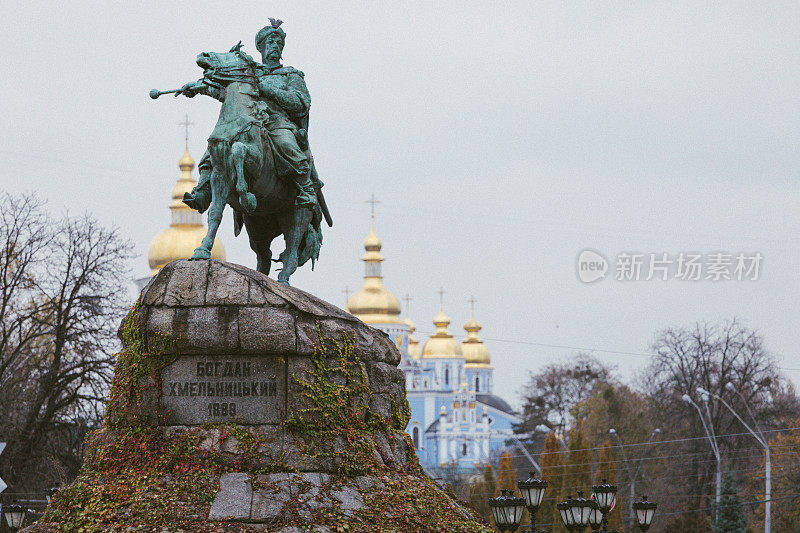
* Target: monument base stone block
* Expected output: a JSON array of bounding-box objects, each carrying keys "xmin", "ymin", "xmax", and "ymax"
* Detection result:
[{"xmin": 30, "ymin": 260, "xmax": 489, "ymax": 532}]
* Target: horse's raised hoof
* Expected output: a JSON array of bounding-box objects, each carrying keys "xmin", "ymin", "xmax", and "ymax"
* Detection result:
[
  {"xmin": 240, "ymin": 192, "xmax": 257, "ymax": 215},
  {"xmin": 190, "ymin": 247, "xmax": 211, "ymax": 260}
]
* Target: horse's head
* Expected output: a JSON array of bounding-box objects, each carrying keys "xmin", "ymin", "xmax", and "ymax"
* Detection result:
[{"xmin": 196, "ymin": 46, "xmax": 256, "ymax": 86}]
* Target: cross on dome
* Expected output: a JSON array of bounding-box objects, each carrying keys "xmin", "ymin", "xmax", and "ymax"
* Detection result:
[
  {"xmin": 343, "ymin": 286, "xmax": 351, "ymax": 305},
  {"xmin": 403, "ymin": 294, "xmax": 412, "ymax": 316},
  {"xmin": 437, "ymin": 287, "xmax": 446, "ymax": 310},
  {"xmin": 177, "ymin": 113, "xmax": 194, "ymax": 147},
  {"xmin": 365, "ymin": 193, "xmax": 381, "ymax": 223}
]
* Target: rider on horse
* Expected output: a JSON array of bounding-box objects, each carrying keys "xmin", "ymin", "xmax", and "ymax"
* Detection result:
[{"xmin": 180, "ymin": 19, "xmax": 319, "ymax": 213}]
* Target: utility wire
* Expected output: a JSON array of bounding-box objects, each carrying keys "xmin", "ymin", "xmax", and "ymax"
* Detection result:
[
  {"xmin": 512, "ymin": 425, "xmax": 800, "ymax": 454},
  {"xmin": 415, "ymin": 327, "xmax": 800, "ymax": 373}
]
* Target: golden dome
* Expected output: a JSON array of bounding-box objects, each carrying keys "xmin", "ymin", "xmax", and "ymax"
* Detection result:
[
  {"xmin": 462, "ymin": 312, "xmax": 491, "ymax": 367},
  {"xmin": 147, "ymin": 144, "xmax": 225, "ymax": 275},
  {"xmin": 405, "ymin": 314, "xmax": 422, "ymax": 359},
  {"xmin": 364, "ymin": 227, "xmax": 381, "ymax": 251},
  {"xmin": 346, "ymin": 223, "xmax": 401, "ymax": 323},
  {"xmin": 422, "ymin": 307, "xmax": 462, "ymax": 359},
  {"xmin": 178, "ymin": 147, "xmax": 194, "ymax": 171}
]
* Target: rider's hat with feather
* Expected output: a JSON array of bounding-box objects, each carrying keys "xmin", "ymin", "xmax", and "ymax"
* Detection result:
[{"xmin": 256, "ymin": 18, "xmax": 286, "ymax": 53}]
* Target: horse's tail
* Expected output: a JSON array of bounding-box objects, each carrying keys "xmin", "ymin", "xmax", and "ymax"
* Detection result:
[{"xmin": 297, "ymin": 222, "xmax": 323, "ymax": 270}]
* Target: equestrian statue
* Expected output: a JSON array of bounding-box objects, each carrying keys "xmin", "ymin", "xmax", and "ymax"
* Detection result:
[{"xmin": 150, "ymin": 19, "xmax": 332, "ymax": 285}]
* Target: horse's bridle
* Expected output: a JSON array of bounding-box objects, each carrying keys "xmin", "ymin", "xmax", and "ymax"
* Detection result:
[{"xmin": 202, "ymin": 51, "xmax": 261, "ymax": 90}]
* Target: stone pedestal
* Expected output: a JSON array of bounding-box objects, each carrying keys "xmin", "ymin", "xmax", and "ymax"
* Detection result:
[{"xmin": 32, "ymin": 261, "xmax": 489, "ymax": 532}]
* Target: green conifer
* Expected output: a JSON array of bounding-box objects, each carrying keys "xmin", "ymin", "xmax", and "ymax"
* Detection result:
[{"xmin": 713, "ymin": 472, "xmax": 747, "ymax": 533}]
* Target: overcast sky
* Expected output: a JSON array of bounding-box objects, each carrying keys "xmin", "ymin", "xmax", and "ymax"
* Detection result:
[{"xmin": 2, "ymin": 1, "xmax": 798, "ymax": 407}]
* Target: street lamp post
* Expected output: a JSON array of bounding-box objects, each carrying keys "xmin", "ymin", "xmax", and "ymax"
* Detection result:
[
  {"xmin": 489, "ymin": 490, "xmax": 526, "ymax": 532},
  {"xmin": 591, "ymin": 479, "xmax": 617, "ymax": 532},
  {"xmin": 704, "ymin": 384, "xmax": 772, "ymax": 533},
  {"xmin": 682, "ymin": 392, "xmax": 722, "ymax": 522},
  {"xmin": 517, "ymin": 472, "xmax": 547, "ymax": 531},
  {"xmin": 489, "ymin": 469, "xmax": 649, "ymax": 533},
  {"xmin": 588, "ymin": 499, "xmax": 603, "ymax": 532},
  {"xmin": 632, "ymin": 495, "xmax": 657, "ymax": 532},
  {"xmin": 3, "ymin": 504, "xmax": 26, "ymax": 531},
  {"xmin": 608, "ymin": 427, "xmax": 660, "ymax": 529},
  {"xmin": 558, "ymin": 492, "xmax": 594, "ymax": 532},
  {"xmin": 557, "ymin": 496, "xmax": 579, "ymax": 532}
]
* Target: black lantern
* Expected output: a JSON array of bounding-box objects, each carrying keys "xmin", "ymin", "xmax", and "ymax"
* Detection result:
[
  {"xmin": 570, "ymin": 492, "xmax": 595, "ymax": 529},
  {"xmin": 632, "ymin": 496, "xmax": 657, "ymax": 532},
  {"xmin": 489, "ymin": 490, "xmax": 526, "ymax": 532},
  {"xmin": 592, "ymin": 479, "xmax": 617, "ymax": 514},
  {"xmin": 558, "ymin": 492, "xmax": 594, "ymax": 532},
  {"xmin": 517, "ymin": 472, "xmax": 547, "ymax": 530},
  {"xmin": 557, "ymin": 496, "xmax": 578, "ymax": 531},
  {"xmin": 587, "ymin": 499, "xmax": 603, "ymax": 531},
  {"xmin": 3, "ymin": 504, "xmax": 26, "ymax": 531},
  {"xmin": 45, "ymin": 485, "xmax": 60, "ymax": 503},
  {"xmin": 518, "ymin": 472, "xmax": 547, "ymax": 511}
]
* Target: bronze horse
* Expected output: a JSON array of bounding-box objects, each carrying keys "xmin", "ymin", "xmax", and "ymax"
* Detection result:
[{"xmin": 166, "ymin": 45, "xmax": 331, "ymax": 285}]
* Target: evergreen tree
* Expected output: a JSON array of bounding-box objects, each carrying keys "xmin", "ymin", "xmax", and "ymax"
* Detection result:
[
  {"xmin": 467, "ymin": 475, "xmax": 489, "ymax": 523},
  {"xmin": 497, "ymin": 451, "xmax": 518, "ymax": 493},
  {"xmin": 483, "ymin": 462, "xmax": 497, "ymax": 498},
  {"xmin": 565, "ymin": 427, "xmax": 592, "ymax": 496},
  {"xmin": 481, "ymin": 463, "xmax": 498, "ymax": 528},
  {"xmin": 594, "ymin": 440, "xmax": 623, "ymax": 532},
  {"xmin": 540, "ymin": 432, "xmax": 566, "ymax": 532},
  {"xmin": 714, "ymin": 473, "xmax": 747, "ymax": 533}
]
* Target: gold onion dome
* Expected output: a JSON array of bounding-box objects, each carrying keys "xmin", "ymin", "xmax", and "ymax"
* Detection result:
[
  {"xmin": 405, "ymin": 314, "xmax": 422, "ymax": 359},
  {"xmin": 346, "ymin": 224, "xmax": 401, "ymax": 323},
  {"xmin": 147, "ymin": 145, "xmax": 225, "ymax": 276},
  {"xmin": 462, "ymin": 313, "xmax": 491, "ymax": 366},
  {"xmin": 422, "ymin": 308, "xmax": 462, "ymax": 358}
]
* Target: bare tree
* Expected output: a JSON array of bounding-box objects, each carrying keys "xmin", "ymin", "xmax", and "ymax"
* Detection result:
[
  {"xmin": 646, "ymin": 319, "xmax": 792, "ymax": 439},
  {"xmin": 0, "ymin": 193, "xmax": 134, "ymax": 491},
  {"xmin": 641, "ymin": 319, "xmax": 797, "ymax": 526},
  {"xmin": 516, "ymin": 353, "xmax": 614, "ymax": 434}
]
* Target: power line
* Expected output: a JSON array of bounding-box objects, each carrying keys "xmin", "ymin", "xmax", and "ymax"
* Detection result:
[
  {"xmin": 452, "ymin": 427, "xmax": 800, "ymax": 467},
  {"xmin": 656, "ymin": 492, "xmax": 800, "ymax": 518},
  {"xmin": 515, "ymin": 426, "xmax": 800, "ymax": 455},
  {"xmin": 464, "ymin": 448, "xmax": 790, "ymax": 487},
  {"xmin": 414, "ymin": 328, "xmax": 800, "ymax": 373}
]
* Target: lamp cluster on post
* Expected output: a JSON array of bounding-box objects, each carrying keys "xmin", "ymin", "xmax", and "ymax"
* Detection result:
[
  {"xmin": 589, "ymin": 480, "xmax": 617, "ymax": 532},
  {"xmin": 1, "ymin": 486, "xmax": 59, "ymax": 531},
  {"xmin": 489, "ymin": 490, "xmax": 527, "ymax": 532},
  {"xmin": 557, "ymin": 491, "xmax": 595, "ymax": 531},
  {"xmin": 3, "ymin": 503, "xmax": 27, "ymax": 531},
  {"xmin": 488, "ymin": 473, "xmax": 657, "ymax": 533},
  {"xmin": 517, "ymin": 472, "xmax": 547, "ymax": 531},
  {"xmin": 632, "ymin": 496, "xmax": 657, "ymax": 532}
]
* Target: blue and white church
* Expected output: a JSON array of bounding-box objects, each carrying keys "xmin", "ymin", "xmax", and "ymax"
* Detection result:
[{"xmin": 345, "ymin": 221, "xmax": 521, "ymax": 474}]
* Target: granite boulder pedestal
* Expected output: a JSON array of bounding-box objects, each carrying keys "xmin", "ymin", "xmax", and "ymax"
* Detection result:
[{"xmin": 32, "ymin": 260, "xmax": 489, "ymax": 532}]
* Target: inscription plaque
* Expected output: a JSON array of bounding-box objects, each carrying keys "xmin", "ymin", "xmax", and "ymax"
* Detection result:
[{"xmin": 160, "ymin": 355, "xmax": 286, "ymax": 425}]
